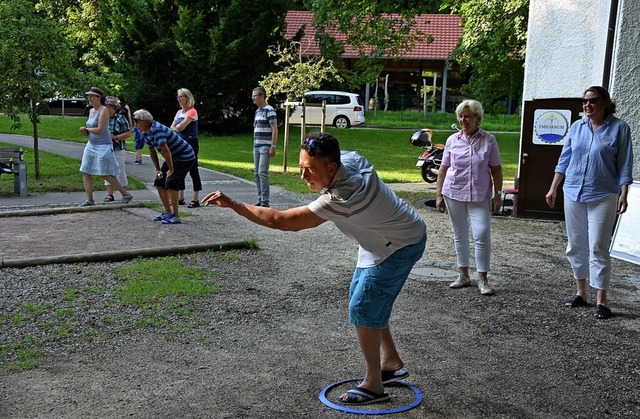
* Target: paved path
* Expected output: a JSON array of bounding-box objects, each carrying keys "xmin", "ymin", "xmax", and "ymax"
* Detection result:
[{"xmin": 0, "ymin": 133, "xmax": 315, "ymax": 266}]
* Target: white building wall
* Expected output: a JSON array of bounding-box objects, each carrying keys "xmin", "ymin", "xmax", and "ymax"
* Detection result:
[
  {"xmin": 523, "ymin": 0, "xmax": 639, "ymax": 178},
  {"xmin": 523, "ymin": 0, "xmax": 612, "ymax": 99},
  {"xmin": 610, "ymin": 0, "xmax": 640, "ymax": 173}
]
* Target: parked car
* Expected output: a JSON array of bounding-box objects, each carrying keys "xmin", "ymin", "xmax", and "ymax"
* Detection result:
[
  {"xmin": 38, "ymin": 96, "xmax": 90, "ymax": 116},
  {"xmin": 289, "ymin": 91, "xmax": 365, "ymax": 128}
]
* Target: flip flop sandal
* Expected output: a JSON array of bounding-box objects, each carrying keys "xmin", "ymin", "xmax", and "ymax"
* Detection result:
[
  {"xmin": 381, "ymin": 369, "xmax": 410, "ymax": 384},
  {"xmin": 564, "ymin": 295, "xmax": 588, "ymax": 308},
  {"xmin": 337, "ymin": 387, "xmax": 390, "ymax": 405},
  {"xmin": 594, "ymin": 304, "xmax": 612, "ymax": 319},
  {"xmin": 187, "ymin": 200, "xmax": 200, "ymax": 208},
  {"xmin": 103, "ymin": 194, "xmax": 114, "ymax": 202}
]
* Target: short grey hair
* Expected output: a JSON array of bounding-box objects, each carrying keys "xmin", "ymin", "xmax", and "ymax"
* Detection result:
[
  {"xmin": 253, "ymin": 86, "xmax": 266, "ymax": 97},
  {"xmin": 455, "ymin": 99, "xmax": 484, "ymax": 123},
  {"xmin": 133, "ymin": 109, "xmax": 153, "ymax": 122}
]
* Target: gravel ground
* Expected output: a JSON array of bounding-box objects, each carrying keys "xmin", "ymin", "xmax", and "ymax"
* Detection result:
[{"xmin": 1, "ymin": 192, "xmax": 640, "ymax": 418}]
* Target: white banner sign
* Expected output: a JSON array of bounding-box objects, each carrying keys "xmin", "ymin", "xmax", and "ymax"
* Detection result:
[{"xmin": 611, "ymin": 182, "xmax": 640, "ymax": 265}]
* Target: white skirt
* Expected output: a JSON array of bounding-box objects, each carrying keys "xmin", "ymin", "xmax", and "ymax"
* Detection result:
[
  {"xmin": 79, "ymin": 142, "xmax": 120, "ymax": 176},
  {"xmin": 104, "ymin": 149, "xmax": 127, "ymax": 186}
]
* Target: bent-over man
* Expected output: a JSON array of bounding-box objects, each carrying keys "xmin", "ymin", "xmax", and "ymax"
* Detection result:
[
  {"xmin": 133, "ymin": 109, "xmax": 195, "ymax": 225},
  {"xmin": 202, "ymin": 131, "xmax": 426, "ymax": 405}
]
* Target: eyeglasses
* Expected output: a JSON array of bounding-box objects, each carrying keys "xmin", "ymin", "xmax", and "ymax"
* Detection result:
[
  {"xmin": 581, "ymin": 97, "xmax": 600, "ymax": 105},
  {"xmin": 176, "ymin": 95, "xmax": 184, "ymax": 99}
]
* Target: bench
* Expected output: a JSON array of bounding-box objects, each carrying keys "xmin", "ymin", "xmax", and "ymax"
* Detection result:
[{"xmin": 0, "ymin": 146, "xmax": 27, "ymax": 197}]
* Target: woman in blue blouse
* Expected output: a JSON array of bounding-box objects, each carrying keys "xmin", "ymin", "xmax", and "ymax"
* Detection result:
[{"xmin": 546, "ymin": 86, "xmax": 633, "ymax": 319}]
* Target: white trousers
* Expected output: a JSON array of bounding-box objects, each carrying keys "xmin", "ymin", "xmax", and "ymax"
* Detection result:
[
  {"xmin": 443, "ymin": 196, "xmax": 492, "ymax": 273},
  {"xmin": 564, "ymin": 194, "xmax": 618, "ymax": 290}
]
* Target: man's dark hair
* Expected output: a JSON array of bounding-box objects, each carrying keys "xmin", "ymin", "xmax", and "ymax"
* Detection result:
[{"xmin": 301, "ymin": 131, "xmax": 341, "ymax": 166}]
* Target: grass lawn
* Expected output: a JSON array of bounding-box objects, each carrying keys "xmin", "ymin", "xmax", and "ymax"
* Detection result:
[
  {"xmin": 365, "ymin": 109, "xmax": 521, "ymax": 132},
  {"xmin": 0, "ymin": 142, "xmax": 146, "ymax": 196},
  {"xmin": 0, "ymin": 114, "xmax": 520, "ymax": 196}
]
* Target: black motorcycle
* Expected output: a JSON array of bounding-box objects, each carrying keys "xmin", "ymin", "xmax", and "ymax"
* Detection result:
[{"xmin": 410, "ymin": 129, "xmax": 444, "ymax": 183}]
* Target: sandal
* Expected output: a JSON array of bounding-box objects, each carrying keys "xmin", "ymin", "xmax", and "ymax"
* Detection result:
[
  {"xmin": 564, "ymin": 295, "xmax": 588, "ymax": 308},
  {"xmin": 78, "ymin": 200, "xmax": 95, "ymax": 207},
  {"xmin": 187, "ymin": 200, "xmax": 200, "ymax": 208},
  {"xmin": 120, "ymin": 193, "xmax": 133, "ymax": 204},
  {"xmin": 381, "ymin": 369, "xmax": 410, "ymax": 384},
  {"xmin": 103, "ymin": 194, "xmax": 114, "ymax": 202},
  {"xmin": 337, "ymin": 387, "xmax": 390, "ymax": 405},
  {"xmin": 594, "ymin": 304, "xmax": 612, "ymax": 320},
  {"xmin": 178, "ymin": 199, "xmax": 186, "ymax": 205}
]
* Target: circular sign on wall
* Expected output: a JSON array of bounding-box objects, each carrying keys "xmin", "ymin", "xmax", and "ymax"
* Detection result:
[{"xmin": 533, "ymin": 109, "xmax": 572, "ymax": 145}]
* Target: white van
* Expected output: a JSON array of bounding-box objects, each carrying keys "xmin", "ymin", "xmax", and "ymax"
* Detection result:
[{"xmin": 289, "ymin": 91, "xmax": 365, "ymax": 128}]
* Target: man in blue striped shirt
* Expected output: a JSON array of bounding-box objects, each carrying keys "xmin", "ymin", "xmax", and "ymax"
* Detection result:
[
  {"xmin": 133, "ymin": 109, "xmax": 195, "ymax": 224},
  {"xmin": 252, "ymin": 87, "xmax": 278, "ymax": 207}
]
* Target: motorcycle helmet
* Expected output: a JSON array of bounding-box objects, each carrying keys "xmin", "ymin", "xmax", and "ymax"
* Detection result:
[{"xmin": 410, "ymin": 129, "xmax": 433, "ymax": 147}]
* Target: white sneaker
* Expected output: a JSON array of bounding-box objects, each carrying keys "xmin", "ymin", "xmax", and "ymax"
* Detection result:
[
  {"xmin": 478, "ymin": 278, "xmax": 495, "ymax": 295},
  {"xmin": 449, "ymin": 273, "xmax": 471, "ymax": 288}
]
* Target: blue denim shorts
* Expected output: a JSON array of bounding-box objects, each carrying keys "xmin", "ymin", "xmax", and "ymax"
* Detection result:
[{"xmin": 348, "ymin": 234, "xmax": 426, "ymax": 328}]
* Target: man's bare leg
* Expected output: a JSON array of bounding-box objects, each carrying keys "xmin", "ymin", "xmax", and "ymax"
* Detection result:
[
  {"xmin": 380, "ymin": 326, "xmax": 404, "ymax": 372},
  {"xmin": 157, "ymin": 188, "xmax": 172, "ymax": 213},
  {"xmin": 338, "ymin": 326, "xmax": 391, "ymax": 402},
  {"xmin": 168, "ymin": 189, "xmax": 180, "ymax": 215}
]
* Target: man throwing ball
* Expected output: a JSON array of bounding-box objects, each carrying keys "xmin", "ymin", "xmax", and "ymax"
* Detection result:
[{"xmin": 202, "ymin": 131, "xmax": 426, "ymax": 405}]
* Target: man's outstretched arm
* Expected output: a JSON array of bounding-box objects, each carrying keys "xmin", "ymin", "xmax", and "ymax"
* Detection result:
[{"xmin": 202, "ymin": 191, "xmax": 325, "ymax": 232}]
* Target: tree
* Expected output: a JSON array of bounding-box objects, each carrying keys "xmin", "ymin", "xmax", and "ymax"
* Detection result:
[
  {"xmin": 260, "ymin": 42, "xmax": 343, "ymax": 100},
  {"xmin": 84, "ymin": 0, "xmax": 291, "ymax": 132},
  {"xmin": 0, "ymin": 0, "xmax": 79, "ymax": 179},
  {"xmin": 441, "ymin": 0, "xmax": 529, "ymax": 113}
]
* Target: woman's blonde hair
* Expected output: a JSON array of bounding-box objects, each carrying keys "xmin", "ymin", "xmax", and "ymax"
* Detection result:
[
  {"xmin": 177, "ymin": 88, "xmax": 195, "ymax": 108},
  {"xmin": 455, "ymin": 99, "xmax": 484, "ymax": 123}
]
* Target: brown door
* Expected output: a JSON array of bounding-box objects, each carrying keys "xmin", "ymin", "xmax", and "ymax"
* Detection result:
[{"xmin": 517, "ymin": 98, "xmax": 584, "ymax": 219}]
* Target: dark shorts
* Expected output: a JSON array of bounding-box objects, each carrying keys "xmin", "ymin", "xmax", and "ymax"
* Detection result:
[{"xmin": 153, "ymin": 159, "xmax": 195, "ymax": 191}]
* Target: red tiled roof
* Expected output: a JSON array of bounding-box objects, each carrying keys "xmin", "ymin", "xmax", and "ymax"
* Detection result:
[{"xmin": 284, "ymin": 10, "xmax": 462, "ymax": 61}]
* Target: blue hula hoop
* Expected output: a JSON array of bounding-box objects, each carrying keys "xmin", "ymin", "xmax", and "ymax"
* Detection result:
[{"xmin": 319, "ymin": 377, "xmax": 423, "ymax": 415}]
